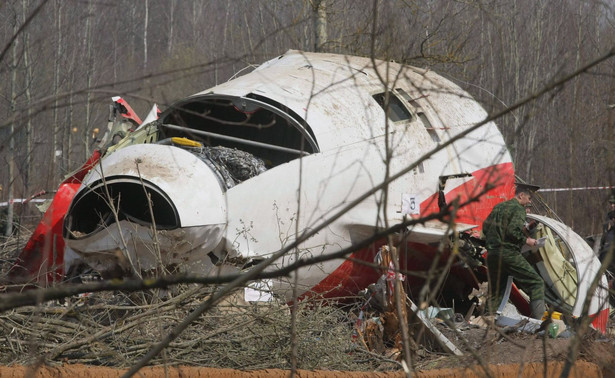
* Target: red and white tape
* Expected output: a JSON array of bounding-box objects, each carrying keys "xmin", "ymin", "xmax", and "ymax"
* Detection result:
[{"xmin": 538, "ymin": 186, "xmax": 615, "ymax": 192}]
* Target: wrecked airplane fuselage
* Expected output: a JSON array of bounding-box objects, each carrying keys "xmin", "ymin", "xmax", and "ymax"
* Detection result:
[
  {"xmin": 16, "ymin": 50, "xmax": 607, "ymax": 331},
  {"xmin": 64, "ymin": 50, "xmax": 513, "ymax": 304}
]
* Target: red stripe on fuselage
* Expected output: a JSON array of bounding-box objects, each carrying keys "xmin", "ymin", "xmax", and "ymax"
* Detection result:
[
  {"xmin": 304, "ymin": 162, "xmax": 515, "ymax": 299},
  {"xmin": 420, "ymin": 162, "xmax": 515, "ymax": 234},
  {"xmin": 592, "ymin": 307, "xmax": 609, "ymax": 334},
  {"xmin": 7, "ymin": 150, "xmax": 101, "ymax": 287}
]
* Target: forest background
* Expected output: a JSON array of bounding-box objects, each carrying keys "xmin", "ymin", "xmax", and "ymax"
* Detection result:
[{"xmin": 0, "ymin": 0, "xmax": 614, "ymax": 237}]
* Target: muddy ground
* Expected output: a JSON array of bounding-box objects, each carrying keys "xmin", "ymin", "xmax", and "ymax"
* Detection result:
[
  {"xmin": 418, "ymin": 320, "xmax": 615, "ymax": 372},
  {"xmin": 2, "ymin": 311, "xmax": 615, "ymax": 377},
  {"xmin": 0, "ymin": 360, "xmax": 605, "ymax": 377}
]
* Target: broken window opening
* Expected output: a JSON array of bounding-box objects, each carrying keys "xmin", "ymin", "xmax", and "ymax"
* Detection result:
[
  {"xmin": 394, "ymin": 88, "xmax": 440, "ymax": 143},
  {"xmin": 418, "ymin": 112, "xmax": 441, "ymax": 143},
  {"xmin": 197, "ymin": 146, "xmax": 267, "ymax": 189},
  {"xmin": 395, "ymin": 88, "xmax": 414, "ymax": 108},
  {"xmin": 395, "ymin": 88, "xmax": 426, "ymax": 110},
  {"xmin": 245, "ymin": 93, "xmax": 318, "ymax": 145},
  {"xmin": 372, "ymin": 92, "xmax": 412, "ymax": 123},
  {"xmin": 159, "ymin": 95, "xmax": 318, "ymax": 168}
]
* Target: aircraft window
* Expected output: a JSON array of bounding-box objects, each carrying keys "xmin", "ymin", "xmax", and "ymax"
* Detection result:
[
  {"xmin": 395, "ymin": 88, "xmax": 421, "ymax": 110},
  {"xmin": 418, "ymin": 162, "xmax": 425, "ymax": 173},
  {"xmin": 418, "ymin": 112, "xmax": 441, "ymax": 143},
  {"xmin": 372, "ymin": 92, "xmax": 411, "ymax": 122}
]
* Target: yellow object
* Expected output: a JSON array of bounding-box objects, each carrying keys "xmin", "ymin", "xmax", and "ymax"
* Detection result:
[
  {"xmin": 542, "ymin": 311, "xmax": 562, "ymax": 321},
  {"xmin": 171, "ymin": 137, "xmax": 202, "ymax": 148}
]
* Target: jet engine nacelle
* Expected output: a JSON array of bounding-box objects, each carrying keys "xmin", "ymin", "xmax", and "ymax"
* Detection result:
[{"xmin": 64, "ymin": 144, "xmax": 227, "ymax": 277}]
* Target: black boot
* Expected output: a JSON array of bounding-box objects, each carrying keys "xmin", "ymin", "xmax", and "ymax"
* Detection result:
[{"xmin": 530, "ymin": 299, "xmax": 545, "ymax": 320}]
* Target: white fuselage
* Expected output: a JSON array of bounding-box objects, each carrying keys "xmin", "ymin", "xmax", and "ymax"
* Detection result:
[{"xmin": 65, "ymin": 50, "xmax": 514, "ymax": 299}]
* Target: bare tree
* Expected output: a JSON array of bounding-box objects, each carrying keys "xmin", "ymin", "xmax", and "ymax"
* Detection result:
[
  {"xmin": 312, "ymin": 0, "xmax": 327, "ymax": 52},
  {"xmin": 51, "ymin": 0, "xmax": 63, "ymax": 187},
  {"xmin": 143, "ymin": 0, "xmax": 149, "ymax": 72},
  {"xmin": 5, "ymin": 5, "xmax": 19, "ymax": 236},
  {"xmin": 81, "ymin": 0, "xmax": 93, "ymax": 160}
]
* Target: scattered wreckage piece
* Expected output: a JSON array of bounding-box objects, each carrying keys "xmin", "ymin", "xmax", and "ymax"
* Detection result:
[
  {"xmin": 496, "ymin": 313, "xmax": 567, "ymax": 338},
  {"xmin": 407, "ymin": 299, "xmax": 464, "ymax": 356},
  {"xmin": 357, "ymin": 246, "xmax": 463, "ymax": 356},
  {"xmin": 478, "ymin": 211, "xmax": 610, "ymax": 337},
  {"xmin": 6, "ymin": 97, "xmax": 153, "ymax": 285},
  {"xmin": 6, "ymin": 150, "xmax": 101, "ymax": 285},
  {"xmin": 493, "ymin": 278, "xmax": 567, "ymax": 338},
  {"xmin": 509, "ymin": 215, "xmax": 609, "ymax": 333}
]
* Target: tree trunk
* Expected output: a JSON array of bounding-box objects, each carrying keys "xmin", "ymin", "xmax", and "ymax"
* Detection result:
[
  {"xmin": 168, "ymin": 0, "xmax": 175, "ymax": 54},
  {"xmin": 258, "ymin": 2, "xmax": 269, "ymax": 55},
  {"xmin": 510, "ymin": 0, "xmax": 522, "ymax": 166},
  {"xmin": 52, "ymin": 0, "xmax": 63, "ymax": 188},
  {"xmin": 22, "ymin": 0, "xmax": 32, "ymax": 194},
  {"xmin": 567, "ymin": 1, "xmax": 584, "ymax": 229},
  {"xmin": 82, "ymin": 0, "xmax": 93, "ymax": 160},
  {"xmin": 312, "ymin": 0, "xmax": 327, "ymax": 52},
  {"xmin": 144, "ymin": 0, "xmax": 149, "ymax": 71},
  {"xmin": 524, "ymin": 1, "xmax": 547, "ymax": 181},
  {"xmin": 243, "ymin": 11, "xmax": 254, "ymax": 56},
  {"xmin": 64, "ymin": 71, "xmax": 74, "ymax": 174},
  {"xmin": 130, "ymin": 4, "xmax": 136, "ymax": 56},
  {"xmin": 6, "ymin": 10, "xmax": 19, "ymax": 236}
]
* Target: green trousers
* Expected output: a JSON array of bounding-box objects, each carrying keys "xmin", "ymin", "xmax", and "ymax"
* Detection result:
[{"xmin": 486, "ymin": 250, "xmax": 544, "ymax": 313}]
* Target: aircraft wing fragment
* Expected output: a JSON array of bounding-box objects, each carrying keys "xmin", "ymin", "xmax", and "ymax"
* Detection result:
[{"xmin": 403, "ymin": 220, "xmax": 476, "ymax": 245}]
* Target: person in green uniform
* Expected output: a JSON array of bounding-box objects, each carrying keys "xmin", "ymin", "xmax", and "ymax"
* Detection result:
[{"xmin": 483, "ymin": 182, "xmax": 545, "ymax": 319}]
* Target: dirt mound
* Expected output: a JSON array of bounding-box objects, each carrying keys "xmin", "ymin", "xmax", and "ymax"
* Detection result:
[{"xmin": 0, "ymin": 361, "xmax": 602, "ymax": 377}]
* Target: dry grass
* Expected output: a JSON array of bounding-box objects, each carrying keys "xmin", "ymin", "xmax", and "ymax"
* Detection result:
[
  {"xmin": 0, "ymin": 280, "xmax": 399, "ymax": 371},
  {"xmin": 0, "ymin": 231, "xmax": 29, "ymax": 282},
  {"xmin": 0, "ymin": 229, "xmax": 404, "ymax": 372}
]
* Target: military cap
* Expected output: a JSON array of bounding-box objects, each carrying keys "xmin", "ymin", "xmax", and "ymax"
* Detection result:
[
  {"xmin": 514, "ymin": 182, "xmax": 540, "ymax": 193},
  {"xmin": 609, "ymin": 196, "xmax": 615, "ymax": 204}
]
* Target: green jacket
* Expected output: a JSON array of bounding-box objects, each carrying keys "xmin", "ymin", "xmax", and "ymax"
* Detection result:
[{"xmin": 483, "ymin": 198, "xmax": 526, "ymax": 254}]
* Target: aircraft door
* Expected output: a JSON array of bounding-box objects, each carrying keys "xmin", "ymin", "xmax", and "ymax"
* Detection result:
[{"xmin": 522, "ymin": 214, "xmax": 608, "ymax": 320}]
